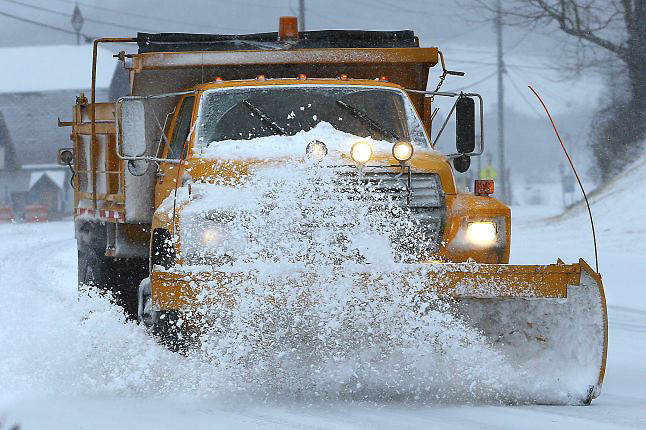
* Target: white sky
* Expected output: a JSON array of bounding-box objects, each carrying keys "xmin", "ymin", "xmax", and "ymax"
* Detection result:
[{"xmin": 0, "ymin": 44, "xmax": 116, "ymax": 92}]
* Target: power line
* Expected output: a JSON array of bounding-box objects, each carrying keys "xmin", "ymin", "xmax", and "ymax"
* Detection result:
[
  {"xmin": 0, "ymin": 9, "xmax": 93, "ymax": 40},
  {"xmin": 446, "ymin": 69, "xmax": 498, "ymax": 92},
  {"xmin": 49, "ymin": 0, "xmax": 247, "ymax": 32},
  {"xmin": 504, "ymin": 70, "xmax": 545, "ymax": 119},
  {"xmin": 1, "ymin": 0, "xmax": 157, "ymax": 32},
  {"xmin": 186, "ymin": 0, "xmax": 289, "ymax": 10},
  {"xmin": 505, "ymin": 64, "xmax": 575, "ymax": 105},
  {"xmin": 449, "ymin": 58, "xmax": 560, "ymax": 72},
  {"xmin": 349, "ymin": 0, "xmax": 451, "ymax": 16}
]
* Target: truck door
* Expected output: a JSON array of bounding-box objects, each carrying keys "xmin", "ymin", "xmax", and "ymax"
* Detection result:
[{"xmin": 155, "ymin": 95, "xmax": 195, "ymax": 208}]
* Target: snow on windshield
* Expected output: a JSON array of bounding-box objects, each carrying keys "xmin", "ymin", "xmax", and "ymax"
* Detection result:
[{"xmin": 197, "ymin": 121, "xmax": 397, "ymax": 160}]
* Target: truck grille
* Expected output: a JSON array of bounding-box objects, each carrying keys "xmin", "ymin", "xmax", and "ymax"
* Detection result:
[{"xmin": 335, "ymin": 166, "xmax": 445, "ymax": 258}]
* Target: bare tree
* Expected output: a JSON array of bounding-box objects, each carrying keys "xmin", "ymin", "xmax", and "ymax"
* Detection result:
[{"xmin": 477, "ymin": 0, "xmax": 646, "ymax": 180}]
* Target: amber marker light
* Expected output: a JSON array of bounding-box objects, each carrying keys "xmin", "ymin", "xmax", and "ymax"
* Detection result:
[
  {"xmin": 278, "ymin": 16, "xmax": 299, "ymax": 40},
  {"xmin": 339, "ymin": 74, "xmax": 349, "ymax": 81},
  {"xmin": 351, "ymin": 141, "xmax": 372, "ymax": 164},
  {"xmin": 392, "ymin": 141, "xmax": 414, "ymax": 162},
  {"xmin": 474, "ymin": 179, "xmax": 495, "ymax": 196}
]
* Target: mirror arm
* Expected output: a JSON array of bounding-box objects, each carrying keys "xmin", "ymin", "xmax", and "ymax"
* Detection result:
[
  {"xmin": 438, "ymin": 51, "xmax": 465, "ymax": 77},
  {"xmin": 406, "ymin": 89, "xmax": 485, "ymax": 159},
  {"xmin": 431, "ymin": 97, "xmax": 459, "ymax": 148}
]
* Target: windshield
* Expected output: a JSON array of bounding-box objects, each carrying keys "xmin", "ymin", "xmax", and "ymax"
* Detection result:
[{"xmin": 195, "ymin": 85, "xmax": 429, "ymax": 150}]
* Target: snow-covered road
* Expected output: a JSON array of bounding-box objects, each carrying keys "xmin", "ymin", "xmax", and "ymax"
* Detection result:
[{"xmin": 1, "ymin": 177, "xmax": 645, "ymax": 429}]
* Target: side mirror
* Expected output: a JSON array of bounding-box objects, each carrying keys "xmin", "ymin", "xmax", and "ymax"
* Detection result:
[
  {"xmin": 57, "ymin": 148, "xmax": 74, "ymax": 165},
  {"xmin": 119, "ymin": 99, "xmax": 147, "ymax": 158},
  {"xmin": 456, "ymin": 96, "xmax": 475, "ymax": 154}
]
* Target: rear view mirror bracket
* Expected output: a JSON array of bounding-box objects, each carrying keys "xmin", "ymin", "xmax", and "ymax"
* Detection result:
[
  {"xmin": 115, "ymin": 90, "xmax": 196, "ymax": 166},
  {"xmin": 405, "ymin": 89, "xmax": 484, "ymax": 159}
]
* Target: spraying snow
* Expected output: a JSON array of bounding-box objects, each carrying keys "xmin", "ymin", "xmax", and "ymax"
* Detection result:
[{"xmin": 1, "ymin": 162, "xmax": 603, "ymax": 408}]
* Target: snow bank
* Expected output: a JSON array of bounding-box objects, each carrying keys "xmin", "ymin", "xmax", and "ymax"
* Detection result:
[{"xmin": 556, "ymin": 153, "xmax": 646, "ymax": 233}]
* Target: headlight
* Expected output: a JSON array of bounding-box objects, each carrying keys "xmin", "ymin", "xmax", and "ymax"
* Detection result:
[
  {"xmin": 465, "ymin": 222, "xmax": 497, "ymax": 247},
  {"xmin": 392, "ymin": 141, "xmax": 414, "ymax": 161},
  {"xmin": 306, "ymin": 140, "xmax": 328, "ymax": 160},
  {"xmin": 351, "ymin": 141, "xmax": 372, "ymax": 164},
  {"xmin": 201, "ymin": 227, "xmax": 223, "ymax": 247}
]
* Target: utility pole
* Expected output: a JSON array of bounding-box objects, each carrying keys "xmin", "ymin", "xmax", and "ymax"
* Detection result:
[
  {"xmin": 496, "ymin": 0, "xmax": 508, "ymax": 203},
  {"xmin": 71, "ymin": 3, "xmax": 84, "ymax": 45},
  {"xmin": 299, "ymin": 0, "xmax": 305, "ymax": 32}
]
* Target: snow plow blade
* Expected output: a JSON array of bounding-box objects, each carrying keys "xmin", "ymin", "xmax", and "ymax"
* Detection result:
[{"xmin": 151, "ymin": 258, "xmax": 607, "ymax": 404}]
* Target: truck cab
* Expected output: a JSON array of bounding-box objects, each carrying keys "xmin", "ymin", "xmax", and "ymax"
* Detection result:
[{"xmin": 57, "ymin": 19, "xmax": 607, "ymax": 403}]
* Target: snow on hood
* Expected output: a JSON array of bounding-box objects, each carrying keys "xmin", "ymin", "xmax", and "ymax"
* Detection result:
[{"xmin": 196, "ymin": 121, "xmax": 426, "ymax": 160}]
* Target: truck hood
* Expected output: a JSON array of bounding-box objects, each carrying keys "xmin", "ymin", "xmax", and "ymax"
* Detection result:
[{"xmin": 184, "ymin": 149, "xmax": 456, "ymax": 195}]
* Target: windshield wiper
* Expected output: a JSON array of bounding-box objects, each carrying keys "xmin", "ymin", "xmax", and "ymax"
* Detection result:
[
  {"xmin": 336, "ymin": 100, "xmax": 399, "ymax": 141},
  {"xmin": 243, "ymin": 100, "xmax": 286, "ymax": 136}
]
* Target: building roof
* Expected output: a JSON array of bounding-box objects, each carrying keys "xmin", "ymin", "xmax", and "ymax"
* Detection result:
[
  {"xmin": 0, "ymin": 44, "xmax": 129, "ymax": 167},
  {"xmin": 0, "ymin": 44, "xmax": 118, "ymax": 94},
  {"xmin": 0, "ymin": 88, "xmax": 110, "ymax": 165}
]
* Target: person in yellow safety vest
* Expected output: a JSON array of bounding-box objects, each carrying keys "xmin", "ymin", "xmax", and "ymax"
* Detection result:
[{"xmin": 480, "ymin": 155, "xmax": 497, "ymax": 180}]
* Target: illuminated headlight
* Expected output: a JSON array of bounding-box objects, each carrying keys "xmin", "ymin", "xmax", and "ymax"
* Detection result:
[
  {"xmin": 201, "ymin": 227, "xmax": 224, "ymax": 247},
  {"xmin": 392, "ymin": 141, "xmax": 414, "ymax": 161},
  {"xmin": 465, "ymin": 222, "xmax": 497, "ymax": 247},
  {"xmin": 351, "ymin": 141, "xmax": 372, "ymax": 164},
  {"xmin": 306, "ymin": 140, "xmax": 328, "ymax": 160}
]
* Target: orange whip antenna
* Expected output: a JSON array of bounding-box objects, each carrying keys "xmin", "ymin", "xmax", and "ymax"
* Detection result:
[{"xmin": 528, "ymin": 85, "xmax": 599, "ymax": 273}]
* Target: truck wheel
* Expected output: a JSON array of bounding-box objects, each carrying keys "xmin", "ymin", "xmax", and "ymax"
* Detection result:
[
  {"xmin": 137, "ymin": 277, "xmax": 158, "ymax": 328},
  {"xmin": 154, "ymin": 311, "xmax": 193, "ymax": 354},
  {"xmin": 78, "ymin": 249, "xmax": 104, "ymax": 289}
]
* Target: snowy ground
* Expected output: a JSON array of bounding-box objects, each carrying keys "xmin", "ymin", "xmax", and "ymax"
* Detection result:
[{"xmin": 1, "ymin": 162, "xmax": 645, "ymax": 428}]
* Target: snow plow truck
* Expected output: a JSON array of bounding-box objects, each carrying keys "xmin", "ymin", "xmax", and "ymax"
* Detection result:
[{"xmin": 59, "ymin": 17, "xmax": 607, "ymax": 404}]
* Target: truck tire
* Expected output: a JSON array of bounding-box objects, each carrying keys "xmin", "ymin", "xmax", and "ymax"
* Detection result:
[
  {"xmin": 78, "ymin": 246, "xmax": 147, "ymax": 321},
  {"xmin": 104, "ymin": 257, "xmax": 148, "ymax": 321},
  {"xmin": 137, "ymin": 277, "xmax": 158, "ymax": 327},
  {"xmin": 78, "ymin": 249, "xmax": 104, "ymax": 289}
]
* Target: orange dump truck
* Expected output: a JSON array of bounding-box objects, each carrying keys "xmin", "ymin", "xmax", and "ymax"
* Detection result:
[{"xmin": 59, "ymin": 18, "xmax": 606, "ymax": 404}]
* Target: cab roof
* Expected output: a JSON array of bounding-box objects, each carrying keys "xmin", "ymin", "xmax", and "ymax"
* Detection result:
[{"xmin": 193, "ymin": 77, "xmax": 404, "ymax": 93}]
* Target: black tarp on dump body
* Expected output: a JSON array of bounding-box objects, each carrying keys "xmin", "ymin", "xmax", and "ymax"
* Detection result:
[{"xmin": 137, "ymin": 30, "xmax": 419, "ymax": 53}]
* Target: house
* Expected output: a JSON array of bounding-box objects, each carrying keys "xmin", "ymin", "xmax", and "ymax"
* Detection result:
[{"xmin": 0, "ymin": 44, "xmax": 127, "ymax": 220}]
